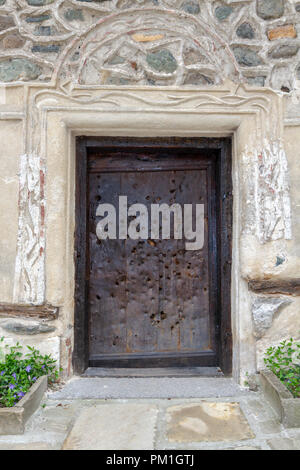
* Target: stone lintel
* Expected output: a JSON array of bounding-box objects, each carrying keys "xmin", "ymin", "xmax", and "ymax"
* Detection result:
[
  {"xmin": 248, "ymin": 279, "xmax": 300, "ymax": 296},
  {"xmin": 0, "ymin": 303, "xmax": 59, "ymax": 320}
]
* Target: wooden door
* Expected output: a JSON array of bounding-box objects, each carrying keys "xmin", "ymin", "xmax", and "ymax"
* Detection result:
[{"xmin": 74, "ymin": 138, "xmax": 232, "ymax": 373}]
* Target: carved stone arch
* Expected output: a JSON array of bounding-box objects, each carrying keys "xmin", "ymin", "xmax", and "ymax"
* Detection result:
[{"xmin": 57, "ymin": 8, "xmax": 242, "ymax": 87}]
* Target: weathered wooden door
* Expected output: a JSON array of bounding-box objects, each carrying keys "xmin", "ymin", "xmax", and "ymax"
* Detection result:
[{"xmin": 74, "ymin": 138, "xmax": 232, "ymax": 373}]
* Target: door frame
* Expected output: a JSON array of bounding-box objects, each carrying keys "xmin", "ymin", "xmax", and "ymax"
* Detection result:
[{"xmin": 73, "ymin": 137, "xmax": 233, "ymax": 375}]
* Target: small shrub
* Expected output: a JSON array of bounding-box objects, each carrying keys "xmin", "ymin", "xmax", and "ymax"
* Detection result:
[
  {"xmin": 0, "ymin": 337, "xmax": 59, "ymax": 408},
  {"xmin": 264, "ymin": 338, "xmax": 300, "ymax": 398}
]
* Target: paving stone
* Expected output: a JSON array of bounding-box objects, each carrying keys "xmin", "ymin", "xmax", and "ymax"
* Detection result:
[
  {"xmin": 257, "ymin": 419, "xmax": 282, "ymax": 434},
  {"xmin": 166, "ymin": 402, "xmax": 255, "ymax": 443},
  {"xmin": 32, "ymin": 404, "xmax": 76, "ymax": 434},
  {"xmin": 256, "ymin": 0, "xmax": 284, "ymax": 20},
  {"xmin": 0, "ymin": 442, "xmax": 57, "ymax": 450},
  {"xmin": 232, "ymin": 445, "xmax": 260, "ymax": 450},
  {"xmin": 63, "ymin": 404, "xmax": 158, "ymax": 450},
  {"xmin": 267, "ymin": 437, "xmax": 300, "ymax": 450},
  {"xmin": 0, "ymin": 394, "xmax": 297, "ymax": 450},
  {"xmin": 245, "ymin": 397, "xmax": 275, "ymax": 420}
]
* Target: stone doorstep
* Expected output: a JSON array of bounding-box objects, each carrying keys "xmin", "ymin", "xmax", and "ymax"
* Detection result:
[
  {"xmin": 259, "ymin": 370, "xmax": 300, "ymax": 428},
  {"xmin": 0, "ymin": 375, "xmax": 48, "ymax": 435}
]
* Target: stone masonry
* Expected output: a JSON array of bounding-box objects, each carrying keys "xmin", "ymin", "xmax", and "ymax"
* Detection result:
[
  {"xmin": 0, "ymin": 0, "xmax": 300, "ymax": 382},
  {"xmin": 0, "ymin": 0, "xmax": 298, "ymax": 91}
]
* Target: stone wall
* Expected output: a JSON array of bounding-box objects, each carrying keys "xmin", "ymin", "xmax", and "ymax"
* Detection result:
[
  {"xmin": 0, "ymin": 0, "xmax": 299, "ymax": 90},
  {"xmin": 0, "ymin": 0, "xmax": 299, "ymax": 383}
]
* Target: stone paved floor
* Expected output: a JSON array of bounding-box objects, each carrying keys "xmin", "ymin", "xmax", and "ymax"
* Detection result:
[{"xmin": 0, "ymin": 378, "xmax": 300, "ymax": 450}]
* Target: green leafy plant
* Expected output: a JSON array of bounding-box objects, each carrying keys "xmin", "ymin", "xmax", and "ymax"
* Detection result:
[
  {"xmin": 0, "ymin": 337, "xmax": 60, "ymax": 408},
  {"xmin": 264, "ymin": 338, "xmax": 300, "ymax": 398}
]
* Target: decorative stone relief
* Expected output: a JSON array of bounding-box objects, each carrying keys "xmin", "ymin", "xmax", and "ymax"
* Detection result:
[
  {"xmin": 0, "ymin": 0, "xmax": 292, "ymax": 309},
  {"xmin": 11, "ymin": 83, "xmax": 292, "ymax": 303},
  {"xmin": 58, "ymin": 8, "xmax": 241, "ymax": 87},
  {"xmin": 252, "ymin": 296, "xmax": 292, "ymax": 339},
  {"xmin": 13, "ymin": 153, "xmax": 45, "ymax": 304},
  {"xmin": 255, "ymin": 141, "xmax": 291, "ymax": 242},
  {"xmin": 0, "ymin": 0, "xmax": 298, "ymax": 90}
]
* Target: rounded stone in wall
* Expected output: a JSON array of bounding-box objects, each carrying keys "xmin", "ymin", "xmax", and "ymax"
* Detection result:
[
  {"xmin": 0, "ymin": 320, "xmax": 56, "ymax": 335},
  {"xmin": 183, "ymin": 71, "xmax": 214, "ymax": 86},
  {"xmin": 215, "ymin": 5, "xmax": 233, "ymax": 21},
  {"xmin": 0, "ymin": 58, "xmax": 42, "ymax": 82},
  {"xmin": 1, "ymin": 33, "xmax": 26, "ymax": 49},
  {"xmin": 256, "ymin": 0, "xmax": 284, "ymax": 20},
  {"xmin": 181, "ymin": 1, "xmax": 200, "ymax": 15},
  {"xmin": 246, "ymin": 75, "xmax": 266, "ymax": 87},
  {"xmin": 146, "ymin": 50, "xmax": 178, "ymax": 74},
  {"xmin": 64, "ymin": 9, "xmax": 85, "ymax": 22},
  {"xmin": 236, "ymin": 23, "xmax": 255, "ymax": 39},
  {"xmin": 269, "ymin": 44, "xmax": 299, "ymax": 59},
  {"xmin": 232, "ymin": 46, "xmax": 262, "ymax": 67},
  {"xmin": 26, "ymin": 0, "xmax": 54, "ymax": 5},
  {"xmin": 0, "ymin": 16, "xmax": 15, "ymax": 30}
]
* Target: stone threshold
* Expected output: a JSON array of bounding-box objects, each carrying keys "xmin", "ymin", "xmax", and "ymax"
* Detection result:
[{"xmin": 83, "ymin": 367, "xmax": 223, "ymax": 378}]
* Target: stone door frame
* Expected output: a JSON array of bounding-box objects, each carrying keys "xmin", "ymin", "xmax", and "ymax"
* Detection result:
[{"xmin": 9, "ymin": 81, "xmax": 291, "ymax": 382}]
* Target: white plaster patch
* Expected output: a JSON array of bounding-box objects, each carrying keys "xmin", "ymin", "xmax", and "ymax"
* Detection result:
[
  {"xmin": 13, "ymin": 153, "xmax": 45, "ymax": 304},
  {"xmin": 242, "ymin": 140, "xmax": 292, "ymax": 244},
  {"xmin": 0, "ymin": 336, "xmax": 60, "ymax": 364},
  {"xmin": 252, "ymin": 297, "xmax": 292, "ymax": 339}
]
